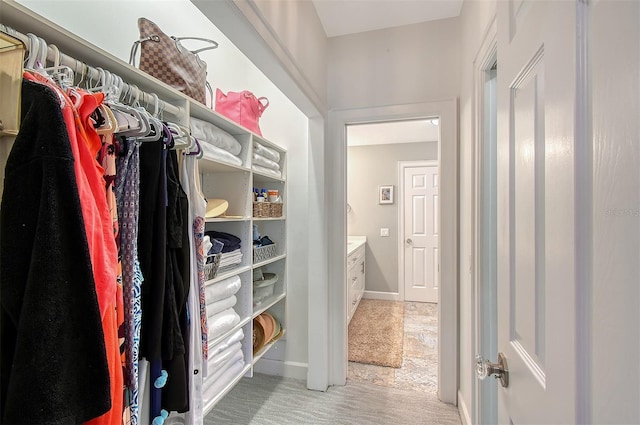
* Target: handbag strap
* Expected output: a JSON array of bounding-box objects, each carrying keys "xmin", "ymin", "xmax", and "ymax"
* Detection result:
[
  {"xmin": 257, "ymin": 97, "xmax": 269, "ymax": 113},
  {"xmin": 129, "ymin": 35, "xmax": 160, "ymax": 66},
  {"xmin": 129, "ymin": 35, "xmax": 218, "ymax": 66},
  {"xmin": 244, "ymin": 92, "xmax": 269, "ymax": 113},
  {"xmin": 172, "ymin": 37, "xmax": 219, "ymax": 54}
]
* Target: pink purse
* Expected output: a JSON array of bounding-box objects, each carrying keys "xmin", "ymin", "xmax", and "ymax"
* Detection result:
[{"xmin": 215, "ymin": 89, "xmax": 269, "ymax": 136}]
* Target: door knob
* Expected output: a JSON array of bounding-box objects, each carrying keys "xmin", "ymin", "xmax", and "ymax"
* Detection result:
[
  {"xmin": 406, "ymin": 238, "xmax": 413, "ymax": 245},
  {"xmin": 475, "ymin": 352, "xmax": 509, "ymax": 387}
]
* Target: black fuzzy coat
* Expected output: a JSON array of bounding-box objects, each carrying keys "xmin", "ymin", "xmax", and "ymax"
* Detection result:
[{"xmin": 0, "ymin": 81, "xmax": 110, "ymax": 425}]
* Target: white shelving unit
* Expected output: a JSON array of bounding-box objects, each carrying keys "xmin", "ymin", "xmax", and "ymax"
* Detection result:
[
  {"xmin": 0, "ymin": 0, "xmax": 288, "ymax": 419},
  {"xmin": 199, "ymin": 128, "xmax": 287, "ymax": 409}
]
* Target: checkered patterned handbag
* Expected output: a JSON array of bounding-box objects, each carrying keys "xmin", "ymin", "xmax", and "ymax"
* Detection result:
[{"xmin": 129, "ymin": 18, "xmax": 217, "ymax": 104}]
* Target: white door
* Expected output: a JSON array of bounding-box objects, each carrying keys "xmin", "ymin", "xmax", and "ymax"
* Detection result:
[
  {"xmin": 403, "ymin": 165, "xmax": 438, "ymax": 303},
  {"xmin": 493, "ymin": 1, "xmax": 581, "ymax": 423}
]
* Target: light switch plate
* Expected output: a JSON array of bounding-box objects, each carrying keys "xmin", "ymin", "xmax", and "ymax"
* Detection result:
[{"xmin": 380, "ymin": 228, "xmax": 390, "ymax": 237}]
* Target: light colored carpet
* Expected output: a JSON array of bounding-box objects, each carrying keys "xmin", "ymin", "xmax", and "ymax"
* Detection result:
[
  {"xmin": 348, "ymin": 299, "xmax": 404, "ymax": 368},
  {"xmin": 205, "ymin": 373, "xmax": 461, "ymax": 425}
]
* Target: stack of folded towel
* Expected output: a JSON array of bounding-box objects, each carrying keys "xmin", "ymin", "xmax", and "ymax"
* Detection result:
[
  {"xmin": 205, "ymin": 275, "xmax": 242, "ymax": 341},
  {"xmin": 191, "ymin": 116, "xmax": 244, "ymax": 167},
  {"xmin": 253, "ymin": 142, "xmax": 281, "ymax": 178},
  {"xmin": 205, "ymin": 230, "xmax": 243, "ymax": 274},
  {"xmin": 202, "ymin": 276, "xmax": 245, "ymax": 399},
  {"xmin": 203, "ymin": 328, "xmax": 245, "ymax": 400}
]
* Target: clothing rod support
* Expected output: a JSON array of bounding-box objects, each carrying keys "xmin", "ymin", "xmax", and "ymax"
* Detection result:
[{"xmin": 0, "ymin": 24, "xmax": 184, "ymax": 119}]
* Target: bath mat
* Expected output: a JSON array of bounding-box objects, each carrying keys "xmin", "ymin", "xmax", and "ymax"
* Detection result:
[{"xmin": 348, "ymin": 299, "xmax": 404, "ymax": 368}]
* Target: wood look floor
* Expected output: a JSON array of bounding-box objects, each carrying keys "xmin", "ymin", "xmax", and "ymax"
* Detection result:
[{"xmin": 206, "ymin": 301, "xmax": 460, "ymax": 424}]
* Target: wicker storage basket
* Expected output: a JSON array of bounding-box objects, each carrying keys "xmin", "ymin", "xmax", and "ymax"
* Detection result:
[
  {"xmin": 253, "ymin": 202, "xmax": 283, "ymax": 218},
  {"xmin": 253, "ymin": 244, "xmax": 277, "ymax": 263},
  {"xmin": 204, "ymin": 253, "xmax": 221, "ymax": 281}
]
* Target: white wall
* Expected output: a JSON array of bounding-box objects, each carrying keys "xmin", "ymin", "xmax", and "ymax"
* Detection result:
[
  {"xmin": 348, "ymin": 142, "xmax": 438, "ymax": 293},
  {"xmin": 249, "ymin": 0, "xmax": 327, "ymax": 109},
  {"xmin": 457, "ymin": 0, "xmax": 496, "ymax": 417},
  {"xmin": 16, "ymin": 0, "xmax": 310, "ymax": 375},
  {"xmin": 328, "ymin": 17, "xmax": 460, "ymax": 110},
  {"xmin": 590, "ymin": 0, "xmax": 640, "ymax": 422}
]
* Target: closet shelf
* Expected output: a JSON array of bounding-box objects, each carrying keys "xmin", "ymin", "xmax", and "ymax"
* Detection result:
[
  {"xmin": 252, "ymin": 293, "xmax": 286, "ymax": 319},
  {"xmin": 198, "ymin": 158, "xmax": 250, "ymax": 174},
  {"xmin": 252, "ymin": 254, "xmax": 286, "ymax": 269},
  {"xmin": 202, "ymin": 363, "xmax": 252, "ymax": 417},
  {"xmin": 252, "ymin": 170, "xmax": 285, "ymax": 183},
  {"xmin": 252, "ymin": 329, "xmax": 286, "ymax": 366},
  {"xmin": 252, "ymin": 216, "xmax": 286, "ymax": 222},
  {"xmin": 205, "ymin": 265, "xmax": 251, "ymax": 286},
  {"xmin": 205, "ymin": 216, "xmax": 251, "ymax": 223},
  {"xmin": 252, "ymin": 134, "xmax": 287, "ymax": 154}
]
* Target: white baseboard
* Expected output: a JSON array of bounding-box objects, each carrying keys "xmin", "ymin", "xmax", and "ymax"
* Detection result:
[
  {"xmin": 363, "ymin": 290, "xmax": 402, "ymax": 301},
  {"xmin": 252, "ymin": 359, "xmax": 308, "ymax": 381},
  {"xmin": 458, "ymin": 390, "xmax": 472, "ymax": 425}
]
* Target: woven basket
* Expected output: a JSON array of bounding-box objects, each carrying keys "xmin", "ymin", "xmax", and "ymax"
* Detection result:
[
  {"xmin": 253, "ymin": 202, "xmax": 283, "ymax": 218},
  {"xmin": 253, "ymin": 244, "xmax": 277, "ymax": 263},
  {"xmin": 204, "ymin": 253, "xmax": 221, "ymax": 281}
]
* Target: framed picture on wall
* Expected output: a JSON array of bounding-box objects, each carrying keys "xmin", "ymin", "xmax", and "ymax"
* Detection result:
[{"xmin": 379, "ymin": 185, "xmax": 394, "ymax": 204}]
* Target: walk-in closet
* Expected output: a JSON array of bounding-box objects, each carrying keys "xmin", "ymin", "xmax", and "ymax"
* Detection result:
[{"xmin": 0, "ymin": 1, "xmax": 307, "ymax": 423}]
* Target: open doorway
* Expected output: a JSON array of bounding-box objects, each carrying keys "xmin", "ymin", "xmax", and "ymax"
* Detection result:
[
  {"xmin": 344, "ymin": 118, "xmax": 441, "ymax": 393},
  {"xmin": 327, "ymin": 99, "xmax": 458, "ymax": 404}
]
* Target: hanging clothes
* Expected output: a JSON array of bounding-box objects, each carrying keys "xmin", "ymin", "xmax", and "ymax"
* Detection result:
[
  {"xmin": 0, "ymin": 80, "xmax": 110, "ymax": 425},
  {"xmin": 115, "ymin": 138, "xmax": 143, "ymax": 425},
  {"xmin": 161, "ymin": 147, "xmax": 192, "ymax": 413},
  {"xmin": 21, "ymin": 71, "xmax": 123, "ymax": 425},
  {"xmin": 165, "ymin": 153, "xmax": 208, "ymax": 425}
]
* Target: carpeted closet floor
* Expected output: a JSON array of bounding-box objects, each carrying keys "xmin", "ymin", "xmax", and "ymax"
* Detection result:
[
  {"xmin": 205, "ymin": 301, "xmax": 456, "ymax": 425},
  {"xmin": 348, "ymin": 301, "xmax": 438, "ymax": 394}
]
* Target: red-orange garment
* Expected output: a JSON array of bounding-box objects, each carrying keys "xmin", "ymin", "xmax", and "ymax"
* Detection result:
[
  {"xmin": 74, "ymin": 89, "xmax": 123, "ymax": 425},
  {"xmin": 22, "ymin": 73, "xmax": 117, "ymax": 319},
  {"xmin": 22, "ymin": 73, "xmax": 123, "ymax": 424}
]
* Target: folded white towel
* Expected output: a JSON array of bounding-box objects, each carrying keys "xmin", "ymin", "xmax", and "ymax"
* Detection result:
[
  {"xmin": 209, "ymin": 328, "xmax": 244, "ymax": 356},
  {"xmin": 208, "ymin": 308, "xmax": 240, "ymax": 339},
  {"xmin": 205, "ymin": 275, "xmax": 241, "ymax": 303},
  {"xmin": 218, "ymin": 254, "xmax": 243, "ymax": 268},
  {"xmin": 201, "ymin": 142, "xmax": 243, "ymax": 167},
  {"xmin": 204, "ymin": 349, "xmax": 244, "ymax": 392},
  {"xmin": 191, "ymin": 117, "xmax": 242, "ymax": 156},
  {"xmin": 208, "ymin": 341, "xmax": 242, "ymax": 371},
  {"xmin": 253, "ymin": 153, "xmax": 280, "ymax": 171},
  {"xmin": 202, "ymin": 358, "xmax": 244, "ymax": 398},
  {"xmin": 206, "ymin": 295, "xmax": 237, "ymax": 319},
  {"xmin": 252, "ymin": 164, "xmax": 282, "ymax": 179},
  {"xmin": 220, "ymin": 248, "xmax": 242, "ymax": 258},
  {"xmin": 254, "ymin": 142, "xmax": 280, "ymax": 163}
]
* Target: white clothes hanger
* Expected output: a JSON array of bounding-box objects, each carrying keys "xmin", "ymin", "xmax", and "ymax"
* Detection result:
[{"xmin": 24, "ymin": 33, "xmax": 39, "ymax": 69}]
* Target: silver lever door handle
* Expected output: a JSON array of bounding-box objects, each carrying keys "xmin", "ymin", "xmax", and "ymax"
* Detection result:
[
  {"xmin": 406, "ymin": 238, "xmax": 413, "ymax": 246},
  {"xmin": 476, "ymin": 353, "xmax": 509, "ymax": 387}
]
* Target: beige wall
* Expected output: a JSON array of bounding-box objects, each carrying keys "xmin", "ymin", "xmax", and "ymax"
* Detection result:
[
  {"xmin": 348, "ymin": 142, "xmax": 438, "ymax": 293},
  {"xmin": 328, "ymin": 17, "xmax": 460, "ymax": 110}
]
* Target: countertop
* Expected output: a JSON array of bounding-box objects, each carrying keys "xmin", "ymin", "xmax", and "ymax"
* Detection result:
[{"xmin": 347, "ymin": 236, "xmax": 367, "ymax": 256}]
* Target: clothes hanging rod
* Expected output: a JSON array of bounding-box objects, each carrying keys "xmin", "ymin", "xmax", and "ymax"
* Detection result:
[{"xmin": 0, "ymin": 24, "xmax": 185, "ymax": 119}]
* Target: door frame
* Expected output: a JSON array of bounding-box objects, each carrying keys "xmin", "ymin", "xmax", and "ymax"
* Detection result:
[
  {"xmin": 471, "ymin": 15, "xmax": 498, "ymax": 424},
  {"xmin": 328, "ymin": 99, "xmax": 458, "ymax": 404},
  {"xmin": 398, "ymin": 160, "xmax": 439, "ymax": 303}
]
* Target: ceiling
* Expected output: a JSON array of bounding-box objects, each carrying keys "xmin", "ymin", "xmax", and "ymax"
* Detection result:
[
  {"xmin": 312, "ymin": 0, "xmax": 464, "ymax": 38},
  {"xmin": 347, "ymin": 119, "xmax": 439, "ymax": 147}
]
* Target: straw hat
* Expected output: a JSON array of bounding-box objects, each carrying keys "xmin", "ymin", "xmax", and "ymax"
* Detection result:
[{"xmin": 205, "ymin": 199, "xmax": 228, "ymax": 218}]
